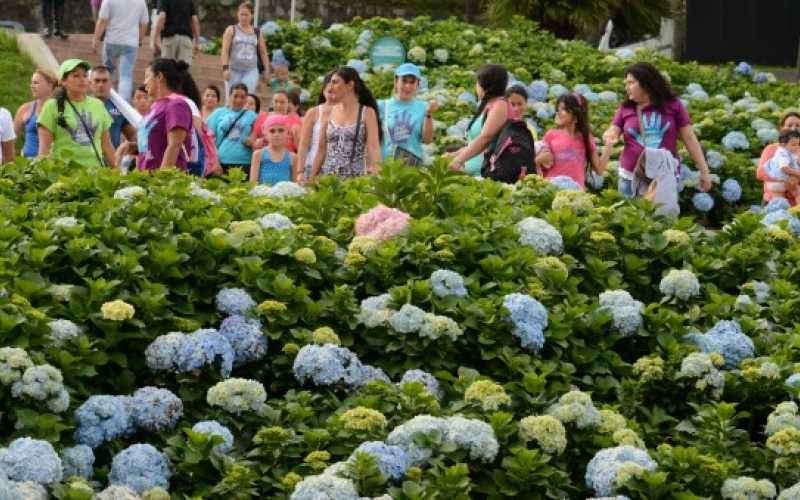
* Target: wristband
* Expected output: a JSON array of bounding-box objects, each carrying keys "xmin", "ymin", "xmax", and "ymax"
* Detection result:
[
  {"xmin": 425, "ymin": 114, "xmax": 432, "ymax": 119},
  {"xmin": 222, "ymin": 65, "xmax": 229, "ymax": 71}
]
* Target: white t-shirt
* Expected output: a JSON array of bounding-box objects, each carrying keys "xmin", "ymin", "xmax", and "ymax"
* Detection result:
[
  {"xmin": 100, "ymin": 0, "xmax": 150, "ymax": 47},
  {"xmin": 0, "ymin": 108, "xmax": 16, "ymax": 163}
]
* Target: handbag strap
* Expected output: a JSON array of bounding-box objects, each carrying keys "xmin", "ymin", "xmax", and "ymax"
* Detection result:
[
  {"xmin": 382, "ymin": 99, "xmax": 391, "ymax": 150},
  {"xmin": 66, "ymin": 99, "xmax": 106, "ymax": 167},
  {"xmin": 217, "ymin": 109, "xmax": 246, "ymax": 147},
  {"xmin": 348, "ymin": 105, "xmax": 364, "ymax": 174}
]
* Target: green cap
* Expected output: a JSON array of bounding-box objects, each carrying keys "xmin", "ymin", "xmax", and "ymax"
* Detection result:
[{"xmin": 58, "ymin": 59, "xmax": 91, "ymax": 80}]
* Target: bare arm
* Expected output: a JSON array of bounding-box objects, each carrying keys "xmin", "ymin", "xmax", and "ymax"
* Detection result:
[
  {"xmin": 451, "ymin": 100, "xmax": 507, "ymax": 168},
  {"xmin": 295, "ymin": 108, "xmax": 318, "ymax": 181},
  {"xmin": 250, "ymin": 149, "xmax": 262, "ymax": 183},
  {"xmin": 535, "ymin": 149, "xmax": 553, "ymax": 170},
  {"xmin": 590, "ymin": 143, "xmax": 613, "ymax": 175},
  {"xmin": 603, "ymin": 124, "xmax": 622, "ymax": 146},
  {"xmin": 139, "ymin": 23, "xmax": 148, "ymax": 47},
  {"xmin": 122, "ymin": 123, "xmax": 137, "ymax": 143},
  {"xmin": 13, "ymin": 102, "xmax": 32, "ymax": 137},
  {"xmin": 257, "ymin": 31, "xmax": 270, "ymax": 80},
  {"xmin": 153, "ymin": 13, "xmax": 166, "ymax": 51},
  {"xmin": 364, "ymin": 107, "xmax": 382, "ymax": 174},
  {"xmin": 92, "ymin": 18, "xmax": 108, "ymax": 52},
  {"xmin": 161, "ymin": 128, "xmax": 187, "ymax": 168},
  {"xmin": 421, "ymin": 100, "xmax": 438, "ymax": 143},
  {"xmin": 191, "ymin": 16, "xmax": 201, "ymax": 54},
  {"xmin": 1, "ymin": 141, "xmax": 14, "ymax": 164},
  {"xmin": 101, "ymin": 131, "xmax": 116, "ymax": 167},
  {"xmin": 679, "ymin": 124, "xmax": 711, "ymax": 191},
  {"xmin": 37, "ymin": 126, "xmax": 53, "ymax": 158},
  {"xmin": 310, "ymin": 113, "xmax": 329, "ymax": 179},
  {"xmin": 220, "ymin": 27, "xmax": 233, "ymax": 80}
]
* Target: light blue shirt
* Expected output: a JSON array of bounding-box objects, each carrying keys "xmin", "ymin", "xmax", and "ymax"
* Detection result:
[
  {"xmin": 208, "ymin": 106, "xmax": 257, "ymax": 165},
  {"xmin": 379, "ymin": 97, "xmax": 427, "ymax": 161}
]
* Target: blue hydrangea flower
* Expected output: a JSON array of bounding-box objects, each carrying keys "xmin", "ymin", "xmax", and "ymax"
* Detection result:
[
  {"xmin": 389, "ymin": 304, "xmax": 427, "ymax": 333},
  {"xmin": 549, "ymin": 175, "xmax": 582, "ymax": 191},
  {"xmin": 290, "ymin": 474, "xmax": 359, "ymax": 500},
  {"xmin": 503, "ymin": 293, "xmax": 548, "ymax": 353},
  {"xmin": 0, "ymin": 478, "xmax": 47, "ymax": 499},
  {"xmin": 215, "ymin": 288, "xmax": 256, "ymax": 316},
  {"xmin": 175, "ymin": 329, "xmax": 234, "ymax": 378},
  {"xmin": 386, "ymin": 415, "xmax": 447, "ymax": 464},
  {"xmin": 692, "ymin": 192, "xmax": 715, "ymax": 212},
  {"xmin": 549, "ymin": 84, "xmax": 568, "ymax": 98},
  {"xmin": 598, "ymin": 290, "xmax": 644, "ymax": 337},
  {"xmin": 457, "ymin": 92, "xmax": 478, "ymax": 105},
  {"xmin": 585, "ymin": 446, "xmax": 657, "ymax": 497},
  {"xmin": 293, "ymin": 344, "xmax": 366, "ymax": 388},
  {"xmin": 399, "ymin": 369, "xmax": 443, "ymax": 399},
  {"xmin": 346, "ymin": 59, "xmax": 368, "ymax": 74},
  {"xmin": 61, "ymin": 445, "xmax": 94, "ymax": 479},
  {"xmin": 735, "ymin": 62, "xmax": 754, "ymax": 77},
  {"xmin": 706, "ymin": 150, "xmax": 725, "ymax": 170},
  {"xmin": 219, "ymin": 315, "xmax": 268, "ymax": 366},
  {"xmin": 0, "ymin": 438, "xmax": 63, "ymax": 485},
  {"xmin": 722, "ymin": 131, "xmax": 749, "ymax": 151},
  {"xmin": 528, "ymin": 80, "xmax": 548, "ymax": 102},
  {"xmin": 192, "ymin": 421, "xmax": 234, "ymax": 454},
  {"xmin": 786, "ymin": 374, "xmax": 800, "ymax": 390},
  {"xmin": 753, "ymin": 72, "xmax": 772, "ymax": 84},
  {"xmin": 48, "ymin": 319, "xmax": 81, "ymax": 344},
  {"xmin": 74, "ymin": 395, "xmax": 134, "ymax": 448},
  {"xmin": 762, "ymin": 209, "xmax": 800, "ymax": 235},
  {"xmin": 11, "ymin": 364, "xmax": 70, "ymax": 413},
  {"xmin": 757, "ymin": 128, "xmax": 779, "ymax": 145},
  {"xmin": 130, "ymin": 387, "xmax": 183, "ymax": 433},
  {"xmin": 659, "ymin": 269, "xmax": 700, "ymax": 301},
  {"xmin": 352, "ymin": 441, "xmax": 411, "ymax": 480},
  {"xmin": 357, "ymin": 294, "xmax": 394, "ymax": 328},
  {"xmin": 722, "ymin": 179, "xmax": 742, "ymax": 203},
  {"xmin": 687, "ymin": 320, "xmax": 755, "ymax": 369},
  {"xmin": 261, "ymin": 21, "xmax": 281, "ymax": 36},
  {"xmin": 598, "ymin": 91, "xmax": 619, "ymax": 103},
  {"xmin": 356, "ymin": 364, "xmax": 391, "ymax": 387},
  {"xmin": 765, "ymin": 197, "xmax": 791, "ymax": 214},
  {"xmin": 533, "ymin": 102, "xmax": 555, "ymax": 120},
  {"xmin": 145, "ymin": 332, "xmax": 186, "ymax": 373},
  {"xmin": 109, "ymin": 444, "xmax": 172, "ymax": 494},
  {"xmin": 516, "ymin": 217, "xmax": 564, "ymax": 255},
  {"xmin": 616, "ymin": 48, "xmax": 635, "ymax": 59},
  {"xmin": 750, "ymin": 281, "xmax": 769, "ymax": 303},
  {"xmin": 259, "ymin": 213, "xmax": 294, "ymax": 230},
  {"xmin": 430, "ymin": 269, "xmax": 468, "ymax": 298},
  {"xmin": 442, "ymin": 416, "xmax": 499, "ymax": 462}
]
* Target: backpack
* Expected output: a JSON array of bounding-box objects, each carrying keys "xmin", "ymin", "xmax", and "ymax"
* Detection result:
[
  {"xmin": 481, "ymin": 119, "xmax": 536, "ymax": 183},
  {"xmin": 199, "ymin": 121, "xmax": 222, "ymax": 176}
]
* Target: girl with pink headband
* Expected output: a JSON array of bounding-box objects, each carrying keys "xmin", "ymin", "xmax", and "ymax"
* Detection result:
[{"xmin": 250, "ymin": 113, "xmax": 295, "ymax": 185}]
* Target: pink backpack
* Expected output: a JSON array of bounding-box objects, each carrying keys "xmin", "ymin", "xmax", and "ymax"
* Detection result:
[{"xmin": 199, "ymin": 121, "xmax": 221, "ymax": 176}]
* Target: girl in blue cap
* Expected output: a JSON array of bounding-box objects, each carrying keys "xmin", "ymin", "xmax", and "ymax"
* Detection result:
[{"xmin": 378, "ymin": 63, "xmax": 438, "ymax": 167}]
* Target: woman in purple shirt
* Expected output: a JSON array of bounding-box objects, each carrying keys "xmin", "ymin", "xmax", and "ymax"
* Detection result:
[
  {"xmin": 137, "ymin": 58, "xmax": 194, "ymax": 171},
  {"xmin": 603, "ymin": 62, "xmax": 712, "ymax": 198}
]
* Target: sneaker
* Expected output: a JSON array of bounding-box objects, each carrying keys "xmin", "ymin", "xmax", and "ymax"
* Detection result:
[
  {"xmin": 55, "ymin": 31, "xmax": 68, "ymax": 40},
  {"xmin": 43, "ymin": 28, "xmax": 52, "ymax": 38}
]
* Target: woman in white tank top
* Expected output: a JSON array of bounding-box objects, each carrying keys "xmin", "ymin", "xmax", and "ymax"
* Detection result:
[{"xmin": 295, "ymin": 71, "xmax": 334, "ymax": 183}]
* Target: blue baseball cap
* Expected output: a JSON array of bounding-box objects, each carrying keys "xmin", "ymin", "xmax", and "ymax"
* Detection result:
[{"xmin": 394, "ymin": 63, "xmax": 422, "ymax": 80}]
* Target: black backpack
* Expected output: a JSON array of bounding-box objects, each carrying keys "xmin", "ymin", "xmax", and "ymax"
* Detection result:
[{"xmin": 481, "ymin": 119, "xmax": 536, "ymax": 184}]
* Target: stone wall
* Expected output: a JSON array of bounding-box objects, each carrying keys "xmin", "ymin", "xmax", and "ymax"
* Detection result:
[{"xmin": 7, "ymin": 0, "xmax": 416, "ymax": 37}]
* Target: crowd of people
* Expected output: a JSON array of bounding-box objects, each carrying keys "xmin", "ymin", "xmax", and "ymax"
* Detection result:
[{"xmin": 3, "ymin": 1, "xmax": 799, "ymax": 215}]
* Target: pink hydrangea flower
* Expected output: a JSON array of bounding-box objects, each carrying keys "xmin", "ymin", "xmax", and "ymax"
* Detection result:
[{"xmin": 355, "ymin": 205, "xmax": 411, "ymax": 242}]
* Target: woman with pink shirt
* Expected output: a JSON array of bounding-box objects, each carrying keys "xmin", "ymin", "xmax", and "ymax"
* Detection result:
[
  {"xmin": 536, "ymin": 93, "xmax": 612, "ymax": 188},
  {"xmin": 756, "ymin": 111, "xmax": 800, "ymax": 206},
  {"xmin": 447, "ymin": 64, "xmax": 518, "ymax": 175}
]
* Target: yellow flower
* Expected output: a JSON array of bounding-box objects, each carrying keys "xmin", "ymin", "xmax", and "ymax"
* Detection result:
[
  {"xmin": 633, "ymin": 356, "xmax": 665, "ymax": 383},
  {"xmin": 254, "ymin": 426, "xmax": 292, "ymax": 445},
  {"xmin": 101, "ymin": 300, "xmax": 135, "ymax": 321},
  {"xmin": 294, "ymin": 248, "xmax": 317, "ymax": 265},
  {"xmin": 142, "ymin": 487, "xmax": 171, "ymax": 500},
  {"xmin": 433, "ymin": 249, "xmax": 455, "ymax": 260},
  {"xmin": 348, "ymin": 236, "xmax": 378, "ymax": 254},
  {"xmin": 552, "ymin": 190, "xmax": 594, "ymax": 213},
  {"xmin": 281, "ymin": 472, "xmax": 302, "ymax": 491},
  {"xmin": 229, "ymin": 220, "xmax": 263, "ymax": 237},
  {"xmin": 258, "ymin": 300, "xmax": 287, "ymax": 314},
  {"xmin": 304, "ymin": 450, "xmax": 331, "ymax": 470},
  {"xmin": 613, "ymin": 428, "xmax": 645, "ymax": 448},
  {"xmin": 590, "ymin": 231, "xmax": 616, "ymax": 244},
  {"xmin": 339, "ymin": 407, "xmax": 387, "ymax": 432},
  {"xmin": 709, "ymin": 352, "xmax": 725, "ymax": 367},
  {"xmin": 312, "ymin": 327, "xmax": 340, "ymax": 346},
  {"xmin": 464, "ymin": 380, "xmax": 511, "ymax": 411},
  {"xmin": 434, "ymin": 234, "xmax": 455, "ymax": 248},
  {"xmin": 663, "ymin": 229, "xmax": 690, "ymax": 245},
  {"xmin": 534, "ymin": 256, "xmax": 568, "ymax": 276},
  {"xmin": 766, "ymin": 226, "xmax": 792, "ymax": 243},
  {"xmin": 598, "ymin": 409, "xmax": 627, "ymax": 434},
  {"xmin": 282, "ymin": 343, "xmax": 299, "ymax": 356}
]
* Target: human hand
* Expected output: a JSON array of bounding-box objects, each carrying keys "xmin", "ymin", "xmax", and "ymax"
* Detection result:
[
  {"xmin": 91, "ymin": 38, "xmax": 99, "ymax": 53},
  {"xmin": 223, "ymin": 70, "xmax": 230, "ymax": 82},
  {"xmin": 699, "ymin": 171, "xmax": 713, "ymax": 192},
  {"xmin": 427, "ymin": 100, "xmax": 439, "ymax": 115}
]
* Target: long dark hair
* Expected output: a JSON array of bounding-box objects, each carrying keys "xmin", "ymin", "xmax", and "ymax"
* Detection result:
[
  {"xmin": 149, "ymin": 58, "xmax": 184, "ymax": 93},
  {"xmin": 468, "ymin": 64, "xmax": 508, "ymax": 131},
  {"xmin": 622, "ymin": 62, "xmax": 676, "ymax": 109},
  {"xmin": 176, "ymin": 60, "xmax": 201, "ymax": 108},
  {"xmin": 333, "ymin": 66, "xmax": 383, "ymax": 143},
  {"xmin": 317, "ymin": 70, "xmax": 335, "ymax": 105},
  {"xmin": 556, "ymin": 93, "xmax": 593, "ymax": 166},
  {"xmin": 248, "ymin": 93, "xmax": 261, "ymax": 113}
]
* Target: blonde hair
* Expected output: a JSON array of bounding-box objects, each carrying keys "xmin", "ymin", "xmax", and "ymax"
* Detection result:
[{"xmin": 34, "ymin": 69, "xmax": 58, "ymax": 87}]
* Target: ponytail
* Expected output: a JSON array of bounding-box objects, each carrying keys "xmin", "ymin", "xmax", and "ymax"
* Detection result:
[
  {"xmin": 175, "ymin": 60, "xmax": 201, "ymax": 108},
  {"xmin": 467, "ymin": 64, "xmax": 508, "ymax": 132}
]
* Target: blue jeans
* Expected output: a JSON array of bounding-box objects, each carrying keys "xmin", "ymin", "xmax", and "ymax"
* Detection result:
[
  {"xmin": 103, "ymin": 43, "xmax": 138, "ymax": 102},
  {"xmin": 225, "ymin": 67, "xmax": 260, "ymax": 102},
  {"xmin": 618, "ymin": 177, "xmax": 634, "ymax": 199}
]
